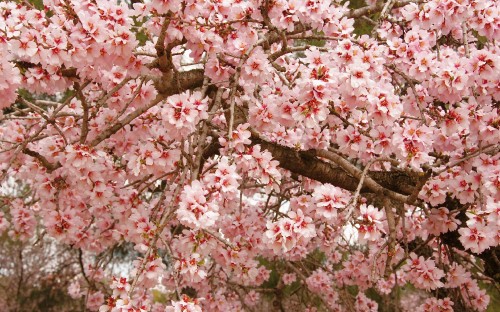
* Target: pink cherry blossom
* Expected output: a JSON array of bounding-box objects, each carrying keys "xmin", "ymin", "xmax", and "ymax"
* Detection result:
[
  {"xmin": 0, "ymin": 0, "xmax": 498, "ymax": 310},
  {"xmin": 177, "ymin": 180, "xmax": 219, "ymax": 229},
  {"xmin": 312, "ymin": 183, "xmax": 350, "ymax": 220},
  {"xmin": 356, "ymin": 204, "xmax": 385, "ymax": 243}
]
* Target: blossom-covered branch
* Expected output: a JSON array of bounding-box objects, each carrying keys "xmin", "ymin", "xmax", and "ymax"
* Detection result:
[{"xmin": 0, "ymin": 0, "xmax": 498, "ymax": 311}]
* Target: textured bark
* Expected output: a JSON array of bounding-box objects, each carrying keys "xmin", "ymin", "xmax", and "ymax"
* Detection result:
[
  {"xmin": 203, "ymin": 135, "xmax": 417, "ymax": 195},
  {"xmin": 154, "ymin": 69, "xmax": 205, "ymax": 96},
  {"xmin": 251, "ymin": 136, "xmax": 417, "ymax": 195}
]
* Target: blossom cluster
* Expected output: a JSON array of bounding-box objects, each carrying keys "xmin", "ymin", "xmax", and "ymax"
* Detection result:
[{"xmin": 0, "ymin": 0, "xmax": 498, "ymax": 311}]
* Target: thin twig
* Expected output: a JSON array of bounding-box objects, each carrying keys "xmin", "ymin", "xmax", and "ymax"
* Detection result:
[
  {"xmin": 344, "ymin": 157, "xmax": 396, "ymax": 222},
  {"xmin": 435, "ymin": 144, "xmax": 498, "ymax": 175},
  {"xmin": 318, "ymin": 149, "xmax": 408, "ymax": 203},
  {"xmin": 75, "ymin": 82, "xmax": 89, "ymax": 144},
  {"xmin": 383, "ymin": 197, "xmax": 397, "ymax": 278},
  {"xmin": 462, "ymin": 22, "xmax": 470, "ymax": 58},
  {"xmin": 386, "ymin": 64, "xmax": 427, "ymax": 126}
]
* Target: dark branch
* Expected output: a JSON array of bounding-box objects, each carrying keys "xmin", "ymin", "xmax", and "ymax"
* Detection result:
[
  {"xmin": 22, "ymin": 148, "xmax": 61, "ymax": 173},
  {"xmin": 252, "ymin": 136, "xmax": 416, "ymax": 195},
  {"xmin": 203, "ymin": 136, "xmax": 416, "ymax": 195}
]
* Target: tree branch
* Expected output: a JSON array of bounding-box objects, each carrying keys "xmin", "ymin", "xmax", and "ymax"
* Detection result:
[
  {"xmin": 22, "ymin": 148, "xmax": 61, "ymax": 173},
  {"xmin": 236, "ymin": 135, "xmax": 417, "ymax": 195},
  {"xmin": 316, "ymin": 149, "xmax": 409, "ymax": 203},
  {"xmin": 89, "ymin": 69, "xmax": 204, "ymax": 147},
  {"xmin": 346, "ymin": 0, "xmax": 421, "ymax": 18}
]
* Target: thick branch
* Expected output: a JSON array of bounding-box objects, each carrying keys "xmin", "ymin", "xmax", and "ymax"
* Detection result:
[
  {"xmin": 249, "ymin": 137, "xmax": 417, "ymax": 196},
  {"xmin": 203, "ymin": 135, "xmax": 416, "ymax": 196},
  {"xmin": 154, "ymin": 68, "xmax": 204, "ymax": 95}
]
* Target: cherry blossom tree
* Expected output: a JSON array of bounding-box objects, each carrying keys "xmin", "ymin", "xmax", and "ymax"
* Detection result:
[{"xmin": 0, "ymin": 0, "xmax": 499, "ymax": 311}]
